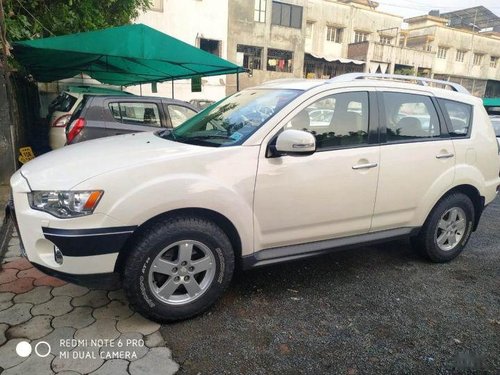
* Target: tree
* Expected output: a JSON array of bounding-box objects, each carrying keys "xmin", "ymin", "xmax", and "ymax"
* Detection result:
[{"xmin": 2, "ymin": 0, "xmax": 151, "ymax": 42}]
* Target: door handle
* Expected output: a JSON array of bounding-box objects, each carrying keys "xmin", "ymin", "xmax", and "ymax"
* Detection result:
[
  {"xmin": 352, "ymin": 162, "xmax": 378, "ymax": 170},
  {"xmin": 435, "ymin": 153, "xmax": 454, "ymax": 159}
]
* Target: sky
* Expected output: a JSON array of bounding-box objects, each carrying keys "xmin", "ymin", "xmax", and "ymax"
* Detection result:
[{"xmin": 377, "ymin": 0, "xmax": 500, "ymax": 19}]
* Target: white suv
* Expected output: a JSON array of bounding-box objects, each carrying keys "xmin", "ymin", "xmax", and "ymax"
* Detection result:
[{"xmin": 10, "ymin": 74, "xmax": 500, "ymax": 322}]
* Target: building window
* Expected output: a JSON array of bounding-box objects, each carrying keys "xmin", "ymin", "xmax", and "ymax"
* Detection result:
[
  {"xmin": 199, "ymin": 38, "xmax": 221, "ymax": 57},
  {"xmin": 379, "ymin": 36, "xmax": 392, "ymax": 45},
  {"xmin": 437, "ymin": 47, "xmax": 448, "ymax": 59},
  {"xmin": 150, "ymin": 0, "xmax": 163, "ymax": 12},
  {"xmin": 473, "ymin": 53, "xmax": 483, "ymax": 66},
  {"xmin": 456, "ymin": 50, "xmax": 466, "ymax": 63},
  {"xmin": 305, "ymin": 21, "xmax": 314, "ymax": 39},
  {"xmin": 271, "ymin": 1, "xmax": 303, "ymax": 29},
  {"xmin": 267, "ymin": 48, "xmax": 293, "ymax": 72},
  {"xmin": 491, "ymin": 56, "xmax": 498, "ymax": 68},
  {"xmin": 354, "ymin": 31, "xmax": 369, "ymax": 43},
  {"xmin": 237, "ymin": 45, "xmax": 263, "ymax": 70},
  {"xmin": 326, "ymin": 26, "xmax": 343, "ymax": 43},
  {"xmin": 254, "ymin": 0, "xmax": 266, "ymax": 23}
]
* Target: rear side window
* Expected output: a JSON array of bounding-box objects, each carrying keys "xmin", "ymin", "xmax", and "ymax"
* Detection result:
[
  {"xmin": 382, "ymin": 92, "xmax": 441, "ymax": 142},
  {"xmin": 167, "ymin": 105, "xmax": 197, "ymax": 127},
  {"xmin": 109, "ymin": 102, "xmax": 161, "ymax": 127},
  {"xmin": 51, "ymin": 93, "xmax": 78, "ymax": 113},
  {"xmin": 437, "ymin": 99, "xmax": 472, "ymax": 137}
]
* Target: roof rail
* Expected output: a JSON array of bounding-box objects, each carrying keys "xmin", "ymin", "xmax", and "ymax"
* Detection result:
[{"xmin": 328, "ymin": 73, "xmax": 470, "ymax": 94}]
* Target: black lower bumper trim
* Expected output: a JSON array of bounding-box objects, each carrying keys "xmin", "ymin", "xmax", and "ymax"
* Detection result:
[
  {"xmin": 42, "ymin": 226, "xmax": 137, "ymax": 257},
  {"xmin": 31, "ymin": 262, "xmax": 121, "ymax": 289}
]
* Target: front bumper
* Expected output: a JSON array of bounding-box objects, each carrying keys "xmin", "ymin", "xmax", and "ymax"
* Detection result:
[{"xmin": 10, "ymin": 171, "xmax": 134, "ymax": 276}]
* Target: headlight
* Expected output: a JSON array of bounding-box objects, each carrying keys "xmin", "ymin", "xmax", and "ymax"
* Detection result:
[{"xmin": 28, "ymin": 191, "xmax": 103, "ymax": 218}]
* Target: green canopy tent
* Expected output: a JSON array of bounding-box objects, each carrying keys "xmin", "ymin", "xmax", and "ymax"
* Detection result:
[{"xmin": 12, "ymin": 24, "xmax": 246, "ymax": 93}]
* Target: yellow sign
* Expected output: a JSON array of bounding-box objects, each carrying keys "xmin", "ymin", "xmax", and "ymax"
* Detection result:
[{"xmin": 18, "ymin": 147, "xmax": 35, "ymax": 164}]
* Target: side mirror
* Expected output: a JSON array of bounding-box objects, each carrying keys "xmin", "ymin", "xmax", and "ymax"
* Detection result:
[{"xmin": 275, "ymin": 129, "xmax": 316, "ymax": 155}]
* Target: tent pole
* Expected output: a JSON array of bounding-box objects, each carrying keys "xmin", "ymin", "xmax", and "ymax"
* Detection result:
[
  {"xmin": 171, "ymin": 80, "xmax": 174, "ymax": 99},
  {"xmin": 140, "ymin": 84, "xmax": 142, "ymax": 96},
  {"xmin": 236, "ymin": 72, "xmax": 240, "ymax": 92}
]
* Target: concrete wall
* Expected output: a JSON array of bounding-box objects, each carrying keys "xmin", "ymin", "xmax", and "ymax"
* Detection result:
[
  {"xmin": 305, "ymin": 0, "xmax": 402, "ymax": 58},
  {"xmin": 226, "ymin": 0, "xmax": 306, "ymax": 94},
  {"xmin": 132, "ymin": 0, "xmax": 230, "ymax": 102}
]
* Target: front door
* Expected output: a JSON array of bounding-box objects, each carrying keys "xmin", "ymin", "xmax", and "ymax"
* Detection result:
[{"xmin": 253, "ymin": 90, "xmax": 380, "ymax": 251}]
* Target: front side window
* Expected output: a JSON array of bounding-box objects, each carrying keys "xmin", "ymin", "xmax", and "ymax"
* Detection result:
[
  {"xmin": 267, "ymin": 48, "xmax": 293, "ymax": 72},
  {"xmin": 284, "ymin": 92, "xmax": 369, "ymax": 149},
  {"xmin": 167, "ymin": 105, "xmax": 197, "ymax": 127},
  {"xmin": 109, "ymin": 102, "xmax": 161, "ymax": 127},
  {"xmin": 383, "ymin": 93, "xmax": 441, "ymax": 142},
  {"xmin": 437, "ymin": 98, "xmax": 472, "ymax": 137},
  {"xmin": 163, "ymin": 89, "xmax": 301, "ymax": 147}
]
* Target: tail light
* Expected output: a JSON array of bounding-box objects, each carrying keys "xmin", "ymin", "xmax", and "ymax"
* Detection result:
[
  {"xmin": 51, "ymin": 114, "xmax": 71, "ymax": 128},
  {"xmin": 66, "ymin": 118, "xmax": 86, "ymax": 144}
]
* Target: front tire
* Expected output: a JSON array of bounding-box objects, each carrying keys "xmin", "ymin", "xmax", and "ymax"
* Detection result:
[
  {"xmin": 123, "ymin": 216, "xmax": 235, "ymax": 323},
  {"xmin": 412, "ymin": 193, "xmax": 475, "ymax": 263}
]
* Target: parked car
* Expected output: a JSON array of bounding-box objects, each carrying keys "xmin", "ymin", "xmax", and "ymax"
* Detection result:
[
  {"xmin": 189, "ymin": 99, "xmax": 215, "ymax": 110},
  {"xmin": 10, "ymin": 74, "xmax": 500, "ymax": 323},
  {"xmin": 65, "ymin": 95, "xmax": 198, "ymax": 145},
  {"xmin": 48, "ymin": 86, "xmax": 133, "ymax": 149}
]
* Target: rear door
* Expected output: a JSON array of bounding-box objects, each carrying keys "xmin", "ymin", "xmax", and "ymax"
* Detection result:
[
  {"xmin": 371, "ymin": 90, "xmax": 455, "ymax": 231},
  {"xmin": 104, "ymin": 100, "xmax": 165, "ymax": 136}
]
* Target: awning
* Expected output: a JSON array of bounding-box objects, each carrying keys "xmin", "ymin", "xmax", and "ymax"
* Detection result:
[
  {"xmin": 12, "ymin": 24, "xmax": 246, "ymax": 86},
  {"xmin": 307, "ymin": 53, "xmax": 365, "ymax": 65}
]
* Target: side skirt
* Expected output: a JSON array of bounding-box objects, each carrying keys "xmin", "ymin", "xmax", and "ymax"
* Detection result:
[{"xmin": 242, "ymin": 227, "xmax": 420, "ymax": 269}]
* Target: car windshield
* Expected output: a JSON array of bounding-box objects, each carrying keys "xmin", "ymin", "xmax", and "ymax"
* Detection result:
[{"xmin": 159, "ymin": 88, "xmax": 301, "ymax": 147}]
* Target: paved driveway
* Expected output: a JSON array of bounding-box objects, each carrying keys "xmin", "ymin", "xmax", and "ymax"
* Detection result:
[{"xmin": 0, "ymin": 197, "xmax": 499, "ymax": 374}]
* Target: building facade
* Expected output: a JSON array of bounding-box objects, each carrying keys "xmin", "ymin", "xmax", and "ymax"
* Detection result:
[{"xmin": 134, "ymin": 0, "xmax": 500, "ymax": 100}]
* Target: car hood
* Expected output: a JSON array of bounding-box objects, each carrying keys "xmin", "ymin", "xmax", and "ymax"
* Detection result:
[{"xmin": 21, "ymin": 132, "xmax": 207, "ymax": 190}]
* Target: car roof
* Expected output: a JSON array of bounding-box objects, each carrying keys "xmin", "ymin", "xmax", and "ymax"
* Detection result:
[{"xmin": 250, "ymin": 74, "xmax": 478, "ymax": 105}]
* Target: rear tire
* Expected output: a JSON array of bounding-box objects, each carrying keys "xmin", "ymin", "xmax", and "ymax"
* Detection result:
[
  {"xmin": 123, "ymin": 216, "xmax": 234, "ymax": 323},
  {"xmin": 412, "ymin": 193, "xmax": 475, "ymax": 263}
]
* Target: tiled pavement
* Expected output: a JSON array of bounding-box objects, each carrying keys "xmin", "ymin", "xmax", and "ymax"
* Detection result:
[{"xmin": 0, "ymin": 229, "xmax": 179, "ymax": 374}]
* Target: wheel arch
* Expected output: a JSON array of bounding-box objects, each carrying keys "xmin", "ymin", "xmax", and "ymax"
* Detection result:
[{"xmin": 114, "ymin": 207, "xmax": 243, "ymax": 274}]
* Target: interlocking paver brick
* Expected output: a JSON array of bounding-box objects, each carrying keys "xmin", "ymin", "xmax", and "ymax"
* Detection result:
[
  {"xmin": 107, "ymin": 289, "xmax": 127, "ymax": 303},
  {"xmin": 33, "ymin": 326, "xmax": 76, "ymax": 356},
  {"xmin": 72, "ymin": 289, "xmax": 110, "ymax": 308},
  {"xmin": 100, "ymin": 332, "xmax": 148, "ymax": 361},
  {"xmin": 0, "ymin": 323, "xmax": 8, "ymax": 345},
  {"xmin": 129, "ymin": 347, "xmax": 179, "ymax": 375},
  {"xmin": 2, "ymin": 258, "xmax": 33, "ymax": 270},
  {"xmin": 17, "ymin": 267, "xmax": 47, "ymax": 279},
  {"xmin": 90, "ymin": 359, "xmax": 129, "ymax": 375},
  {"xmin": 145, "ymin": 330, "xmax": 165, "ymax": 348},
  {"xmin": 31, "ymin": 295, "xmax": 72, "ymax": 317},
  {"xmin": 14, "ymin": 286, "xmax": 53, "ymax": 305},
  {"xmin": 53, "ymin": 307, "xmax": 95, "ymax": 329},
  {"xmin": 93, "ymin": 300, "xmax": 133, "ymax": 321},
  {"xmin": 0, "ymin": 268, "xmax": 18, "ymax": 284},
  {"xmin": 0, "ymin": 292, "xmax": 14, "ymax": 303},
  {"xmin": 0, "ymin": 277, "xmax": 35, "ymax": 293},
  {"xmin": 0, "ymin": 338, "xmax": 28, "ymax": 369},
  {"xmin": 51, "ymin": 346, "xmax": 103, "ymax": 374},
  {"xmin": 6, "ymin": 315, "xmax": 53, "ymax": 340},
  {"xmin": 75, "ymin": 318, "xmax": 120, "ymax": 341},
  {"xmin": 0, "ymin": 303, "xmax": 33, "ymax": 325},
  {"xmin": 52, "ymin": 283, "xmax": 89, "ymax": 297},
  {"xmin": 34, "ymin": 275, "xmax": 67, "ymax": 287},
  {"xmin": 0, "ymin": 300, "xmax": 13, "ymax": 311},
  {"xmin": 3, "ymin": 353, "xmax": 55, "ymax": 375},
  {"xmin": 116, "ymin": 312, "xmax": 160, "ymax": 335}
]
